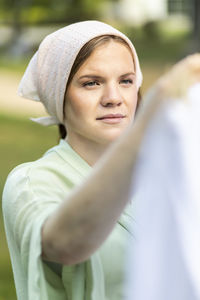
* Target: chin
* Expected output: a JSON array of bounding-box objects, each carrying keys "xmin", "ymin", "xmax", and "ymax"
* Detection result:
[{"xmin": 98, "ymin": 128, "xmax": 127, "ymax": 145}]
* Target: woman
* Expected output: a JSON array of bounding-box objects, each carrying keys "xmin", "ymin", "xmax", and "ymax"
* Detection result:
[
  {"xmin": 3, "ymin": 19, "xmax": 199, "ymax": 300},
  {"xmin": 2, "ymin": 20, "xmax": 144, "ymax": 300}
]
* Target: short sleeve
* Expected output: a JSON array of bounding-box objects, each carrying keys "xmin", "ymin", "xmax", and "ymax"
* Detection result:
[{"xmin": 2, "ymin": 164, "xmax": 60, "ymax": 300}]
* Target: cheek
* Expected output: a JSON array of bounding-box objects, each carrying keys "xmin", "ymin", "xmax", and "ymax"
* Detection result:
[
  {"xmin": 70, "ymin": 101, "xmax": 85, "ymax": 117},
  {"xmin": 126, "ymin": 89, "xmax": 138, "ymax": 114},
  {"xmin": 65, "ymin": 93, "xmax": 89, "ymax": 119}
]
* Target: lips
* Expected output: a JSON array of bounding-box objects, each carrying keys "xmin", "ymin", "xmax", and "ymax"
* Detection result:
[{"xmin": 96, "ymin": 114, "xmax": 125, "ymax": 120}]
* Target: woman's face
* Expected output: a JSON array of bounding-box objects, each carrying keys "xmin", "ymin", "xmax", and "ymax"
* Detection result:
[{"xmin": 64, "ymin": 40, "xmax": 138, "ymax": 149}]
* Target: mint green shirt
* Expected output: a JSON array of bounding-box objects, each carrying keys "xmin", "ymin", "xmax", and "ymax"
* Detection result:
[{"xmin": 3, "ymin": 140, "xmax": 134, "ymax": 300}]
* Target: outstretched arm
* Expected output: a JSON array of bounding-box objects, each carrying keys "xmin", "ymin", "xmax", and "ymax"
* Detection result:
[{"xmin": 42, "ymin": 53, "xmax": 200, "ymax": 266}]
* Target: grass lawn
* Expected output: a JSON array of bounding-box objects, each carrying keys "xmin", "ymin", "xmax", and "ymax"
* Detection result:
[{"xmin": 0, "ymin": 114, "xmax": 57, "ymax": 300}]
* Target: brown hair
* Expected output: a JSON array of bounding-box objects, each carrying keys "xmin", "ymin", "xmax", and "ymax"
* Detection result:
[{"xmin": 59, "ymin": 35, "xmax": 142, "ymax": 139}]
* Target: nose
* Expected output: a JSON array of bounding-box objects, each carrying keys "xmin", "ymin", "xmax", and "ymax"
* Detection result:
[{"xmin": 100, "ymin": 84, "xmax": 123, "ymax": 107}]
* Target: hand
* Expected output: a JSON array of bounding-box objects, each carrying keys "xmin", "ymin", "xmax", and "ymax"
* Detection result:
[{"xmin": 155, "ymin": 53, "xmax": 200, "ymax": 100}]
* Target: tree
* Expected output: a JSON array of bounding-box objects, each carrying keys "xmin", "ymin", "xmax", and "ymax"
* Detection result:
[
  {"xmin": 193, "ymin": 0, "xmax": 200, "ymax": 49},
  {"xmin": 0, "ymin": 0, "xmax": 120, "ymax": 55},
  {"xmin": 0, "ymin": 0, "xmax": 33, "ymax": 51}
]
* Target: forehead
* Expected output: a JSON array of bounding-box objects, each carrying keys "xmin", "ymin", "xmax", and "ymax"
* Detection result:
[{"xmin": 76, "ymin": 41, "xmax": 135, "ymax": 75}]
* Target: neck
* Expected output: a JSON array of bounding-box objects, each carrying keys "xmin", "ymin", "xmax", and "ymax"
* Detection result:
[{"xmin": 65, "ymin": 136, "xmax": 110, "ymax": 166}]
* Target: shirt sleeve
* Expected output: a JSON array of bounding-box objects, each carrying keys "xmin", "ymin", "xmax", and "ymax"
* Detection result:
[{"xmin": 2, "ymin": 164, "xmax": 60, "ymax": 300}]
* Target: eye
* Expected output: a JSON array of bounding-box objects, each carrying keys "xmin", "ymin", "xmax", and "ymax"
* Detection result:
[
  {"xmin": 82, "ymin": 81, "xmax": 100, "ymax": 87},
  {"xmin": 120, "ymin": 79, "xmax": 133, "ymax": 85}
]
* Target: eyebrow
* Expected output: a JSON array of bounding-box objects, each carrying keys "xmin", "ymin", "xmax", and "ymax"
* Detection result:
[
  {"xmin": 78, "ymin": 75, "xmax": 103, "ymax": 80},
  {"xmin": 78, "ymin": 72, "xmax": 136, "ymax": 80},
  {"xmin": 120, "ymin": 72, "xmax": 136, "ymax": 78}
]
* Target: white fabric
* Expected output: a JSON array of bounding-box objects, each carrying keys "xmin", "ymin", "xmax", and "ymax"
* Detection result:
[
  {"xmin": 18, "ymin": 20, "xmax": 143, "ymax": 126},
  {"xmin": 126, "ymin": 83, "xmax": 200, "ymax": 300}
]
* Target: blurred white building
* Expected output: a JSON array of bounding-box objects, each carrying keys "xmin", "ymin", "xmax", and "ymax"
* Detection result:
[{"xmin": 115, "ymin": 0, "xmax": 193, "ymax": 25}]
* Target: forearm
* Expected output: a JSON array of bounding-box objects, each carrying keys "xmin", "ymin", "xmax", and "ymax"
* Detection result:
[{"xmin": 42, "ymin": 93, "xmax": 160, "ymax": 265}]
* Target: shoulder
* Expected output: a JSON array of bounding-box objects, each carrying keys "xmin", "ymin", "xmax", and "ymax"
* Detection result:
[
  {"xmin": 2, "ymin": 141, "xmax": 90, "ymax": 213},
  {"xmin": 3, "ymin": 148, "xmax": 61, "ymax": 188},
  {"xmin": 2, "ymin": 145, "xmax": 60, "ymax": 206},
  {"xmin": 4, "ymin": 140, "xmax": 79, "ymax": 185},
  {"xmin": 3, "ymin": 147, "xmax": 68, "ymax": 201},
  {"xmin": 2, "ymin": 148, "xmax": 66, "ymax": 232}
]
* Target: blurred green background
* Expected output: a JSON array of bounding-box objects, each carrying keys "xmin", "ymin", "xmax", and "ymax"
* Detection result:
[{"xmin": 0, "ymin": 0, "xmax": 199, "ymax": 299}]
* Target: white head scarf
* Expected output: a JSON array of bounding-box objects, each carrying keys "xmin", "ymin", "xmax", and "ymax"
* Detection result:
[{"xmin": 18, "ymin": 20, "xmax": 143, "ymax": 126}]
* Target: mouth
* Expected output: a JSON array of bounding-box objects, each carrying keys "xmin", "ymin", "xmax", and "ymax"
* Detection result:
[{"xmin": 96, "ymin": 114, "xmax": 126, "ymax": 124}]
